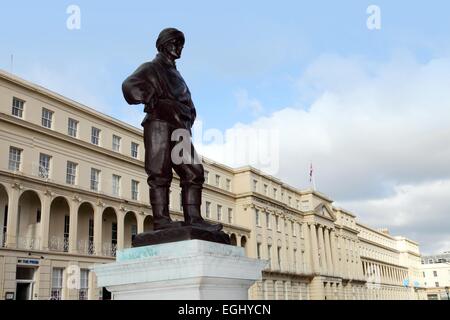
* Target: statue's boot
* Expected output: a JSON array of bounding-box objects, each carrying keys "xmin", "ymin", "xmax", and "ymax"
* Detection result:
[
  {"xmin": 182, "ymin": 187, "xmax": 223, "ymax": 232},
  {"xmin": 150, "ymin": 188, "xmax": 183, "ymax": 230}
]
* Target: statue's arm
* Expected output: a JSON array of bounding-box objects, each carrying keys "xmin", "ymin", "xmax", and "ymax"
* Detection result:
[{"xmin": 122, "ymin": 63, "xmax": 156, "ymax": 106}]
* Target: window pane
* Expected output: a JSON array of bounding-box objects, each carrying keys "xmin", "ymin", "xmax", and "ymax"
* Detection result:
[
  {"xmin": 8, "ymin": 147, "xmax": 22, "ymax": 171},
  {"xmin": 12, "ymin": 97, "xmax": 24, "ymax": 118}
]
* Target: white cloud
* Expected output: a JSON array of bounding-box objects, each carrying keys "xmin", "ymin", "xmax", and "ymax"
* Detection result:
[
  {"xmin": 198, "ymin": 52, "xmax": 450, "ymax": 254},
  {"xmin": 234, "ymin": 89, "xmax": 264, "ymax": 115},
  {"xmin": 340, "ymin": 179, "xmax": 450, "ymax": 255}
]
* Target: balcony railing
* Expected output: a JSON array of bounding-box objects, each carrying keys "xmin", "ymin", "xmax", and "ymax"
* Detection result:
[
  {"xmin": 48, "ymin": 236, "xmax": 69, "ymax": 252},
  {"xmin": 17, "ymin": 236, "xmax": 41, "ymax": 250},
  {"xmin": 1, "ymin": 233, "xmax": 6, "ymax": 248},
  {"xmin": 102, "ymin": 242, "xmax": 117, "ymax": 257},
  {"xmin": 77, "ymin": 240, "xmax": 95, "ymax": 255},
  {"xmin": 32, "ymin": 162, "xmax": 50, "ymax": 181}
]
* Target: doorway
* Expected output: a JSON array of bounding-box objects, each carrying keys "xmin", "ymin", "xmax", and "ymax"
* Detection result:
[
  {"xmin": 16, "ymin": 282, "xmax": 33, "ymax": 300},
  {"xmin": 16, "ymin": 266, "xmax": 36, "ymax": 300}
]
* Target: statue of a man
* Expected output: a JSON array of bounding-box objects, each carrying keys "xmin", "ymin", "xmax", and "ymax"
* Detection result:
[{"xmin": 122, "ymin": 28, "xmax": 222, "ymax": 232}]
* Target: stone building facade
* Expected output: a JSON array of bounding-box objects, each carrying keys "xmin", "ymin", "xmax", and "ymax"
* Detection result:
[{"xmin": 0, "ymin": 70, "xmax": 425, "ymax": 300}]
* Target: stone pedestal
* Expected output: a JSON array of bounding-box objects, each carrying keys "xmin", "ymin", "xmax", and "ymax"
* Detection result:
[{"xmin": 91, "ymin": 240, "xmax": 268, "ymax": 300}]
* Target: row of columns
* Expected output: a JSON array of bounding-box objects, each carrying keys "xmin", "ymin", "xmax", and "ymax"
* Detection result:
[
  {"xmin": 306, "ymin": 223, "xmax": 340, "ymax": 277},
  {"xmin": 4, "ymin": 183, "xmax": 148, "ymax": 256},
  {"xmin": 362, "ymin": 260, "xmax": 408, "ymax": 285}
]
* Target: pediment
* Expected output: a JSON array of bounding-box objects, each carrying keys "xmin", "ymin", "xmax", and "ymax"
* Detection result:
[{"xmin": 314, "ymin": 203, "xmax": 336, "ymax": 221}]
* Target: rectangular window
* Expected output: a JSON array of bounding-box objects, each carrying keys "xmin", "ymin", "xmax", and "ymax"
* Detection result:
[
  {"xmin": 273, "ymin": 188, "xmax": 277, "ymax": 199},
  {"xmin": 112, "ymin": 175, "xmax": 121, "ymax": 196},
  {"xmin": 433, "ymin": 271, "xmax": 438, "ymax": 277},
  {"xmin": 277, "ymin": 247, "xmax": 282, "ymax": 269},
  {"xmin": 42, "ymin": 108, "xmax": 53, "ymax": 129},
  {"xmin": 253, "ymin": 179, "xmax": 258, "ymax": 192},
  {"xmin": 131, "ymin": 180, "xmax": 139, "ymax": 201},
  {"xmin": 8, "ymin": 147, "xmax": 22, "ymax": 171},
  {"xmin": 64, "ymin": 216, "xmax": 70, "ymax": 252},
  {"xmin": 91, "ymin": 127, "xmax": 100, "ymax": 145},
  {"xmin": 131, "ymin": 142, "xmax": 139, "ymax": 158},
  {"xmin": 276, "ymin": 216, "xmax": 280, "ymax": 232},
  {"xmin": 88, "ymin": 219, "xmax": 94, "ymax": 244},
  {"xmin": 79, "ymin": 269, "xmax": 89, "ymax": 300},
  {"xmin": 131, "ymin": 225, "xmax": 137, "ymax": 242},
  {"xmin": 228, "ymin": 208, "xmax": 233, "ymax": 224},
  {"xmin": 215, "ymin": 174, "xmax": 221, "ymax": 187},
  {"xmin": 257, "ymin": 243, "xmax": 262, "ymax": 259},
  {"xmin": 435, "ymin": 282, "xmax": 439, "ymax": 287},
  {"xmin": 12, "ymin": 97, "xmax": 25, "ymax": 118},
  {"xmin": 293, "ymin": 249, "xmax": 297, "ymax": 270},
  {"xmin": 205, "ymin": 201, "xmax": 211, "ymax": 218},
  {"xmin": 39, "ymin": 153, "xmax": 51, "ymax": 179},
  {"xmin": 204, "ymin": 170, "xmax": 209, "ymax": 184},
  {"xmin": 292, "ymin": 223, "xmax": 297, "ymax": 237},
  {"xmin": 112, "ymin": 135, "xmax": 121, "ymax": 152},
  {"xmin": 266, "ymin": 212, "xmax": 271, "ymax": 229},
  {"xmin": 90, "ymin": 168, "xmax": 100, "ymax": 191},
  {"xmin": 296, "ymin": 199, "xmax": 300, "ymax": 209},
  {"xmin": 288, "ymin": 196, "xmax": 292, "ymax": 206},
  {"xmin": 255, "ymin": 209, "xmax": 260, "ymax": 227},
  {"xmin": 226, "ymin": 179, "xmax": 231, "ymax": 191},
  {"xmin": 68, "ymin": 118, "xmax": 78, "ymax": 137},
  {"xmin": 51, "ymin": 268, "xmax": 64, "ymax": 300},
  {"xmin": 267, "ymin": 245, "xmax": 272, "ymax": 265},
  {"xmin": 264, "ymin": 184, "xmax": 268, "ymax": 195},
  {"xmin": 36, "ymin": 209, "xmax": 41, "ymax": 223},
  {"xmin": 111, "ymin": 223, "xmax": 118, "ymax": 245},
  {"xmin": 66, "ymin": 161, "xmax": 77, "ymax": 185},
  {"xmin": 217, "ymin": 205, "xmax": 222, "ymax": 221}
]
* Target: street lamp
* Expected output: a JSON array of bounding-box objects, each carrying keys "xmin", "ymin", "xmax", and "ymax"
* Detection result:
[{"xmin": 445, "ymin": 286, "xmax": 449, "ymax": 300}]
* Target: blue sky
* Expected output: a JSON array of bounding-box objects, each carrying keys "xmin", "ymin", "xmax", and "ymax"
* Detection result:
[
  {"xmin": 1, "ymin": 1, "xmax": 449, "ymax": 129},
  {"xmin": 1, "ymin": 1, "xmax": 450, "ymax": 254}
]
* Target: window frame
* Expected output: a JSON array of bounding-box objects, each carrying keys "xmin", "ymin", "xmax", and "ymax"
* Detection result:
[
  {"xmin": 68, "ymin": 118, "xmax": 79, "ymax": 137},
  {"xmin": 112, "ymin": 135, "xmax": 121, "ymax": 152},
  {"xmin": 41, "ymin": 108, "xmax": 54, "ymax": 129},
  {"xmin": 8, "ymin": 146, "xmax": 22, "ymax": 171},
  {"xmin": 91, "ymin": 127, "xmax": 101, "ymax": 145},
  {"xmin": 12, "ymin": 97, "xmax": 25, "ymax": 118}
]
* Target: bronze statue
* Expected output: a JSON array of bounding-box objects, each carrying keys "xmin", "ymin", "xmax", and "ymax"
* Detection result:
[{"xmin": 123, "ymin": 28, "xmax": 229, "ymax": 245}]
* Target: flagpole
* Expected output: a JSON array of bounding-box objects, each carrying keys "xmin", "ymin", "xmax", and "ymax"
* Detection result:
[{"xmin": 309, "ymin": 162, "xmax": 316, "ymax": 191}]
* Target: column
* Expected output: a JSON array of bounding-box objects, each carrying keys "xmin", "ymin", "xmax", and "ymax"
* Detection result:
[
  {"xmin": 309, "ymin": 224, "xmax": 320, "ymax": 274},
  {"xmin": 324, "ymin": 228, "xmax": 334, "ymax": 276},
  {"xmin": 338, "ymin": 235, "xmax": 345, "ymax": 278},
  {"xmin": 236, "ymin": 235, "xmax": 241, "ymax": 247},
  {"xmin": 5, "ymin": 184, "xmax": 20, "ymax": 248},
  {"xmin": 330, "ymin": 230, "xmax": 339, "ymax": 277},
  {"xmin": 93, "ymin": 204, "xmax": 103, "ymax": 256},
  {"xmin": 351, "ymin": 240, "xmax": 357, "ymax": 280},
  {"xmin": 68, "ymin": 199, "xmax": 80, "ymax": 253},
  {"xmin": 137, "ymin": 213, "xmax": 145, "ymax": 234},
  {"xmin": 117, "ymin": 211, "xmax": 125, "ymax": 250},
  {"xmin": 302, "ymin": 223, "xmax": 312, "ymax": 274},
  {"xmin": 39, "ymin": 192, "xmax": 52, "ymax": 251},
  {"xmin": 317, "ymin": 226, "xmax": 327, "ymax": 275}
]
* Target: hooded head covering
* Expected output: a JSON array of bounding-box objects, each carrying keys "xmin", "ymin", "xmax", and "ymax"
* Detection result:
[{"xmin": 156, "ymin": 28, "xmax": 185, "ymax": 51}]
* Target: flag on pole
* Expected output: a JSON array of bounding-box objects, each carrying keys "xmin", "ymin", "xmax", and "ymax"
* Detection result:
[{"xmin": 309, "ymin": 162, "xmax": 316, "ymax": 190}]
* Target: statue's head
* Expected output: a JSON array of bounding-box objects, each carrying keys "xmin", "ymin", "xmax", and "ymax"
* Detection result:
[{"xmin": 156, "ymin": 28, "xmax": 185, "ymax": 60}]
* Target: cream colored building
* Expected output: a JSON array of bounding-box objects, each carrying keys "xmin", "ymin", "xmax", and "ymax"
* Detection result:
[
  {"xmin": 0, "ymin": 69, "xmax": 425, "ymax": 300},
  {"xmin": 420, "ymin": 253, "xmax": 450, "ymax": 300}
]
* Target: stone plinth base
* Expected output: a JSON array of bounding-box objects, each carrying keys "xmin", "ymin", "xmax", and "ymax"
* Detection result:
[
  {"xmin": 132, "ymin": 226, "xmax": 230, "ymax": 247},
  {"xmin": 91, "ymin": 240, "xmax": 268, "ymax": 300}
]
